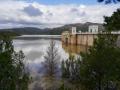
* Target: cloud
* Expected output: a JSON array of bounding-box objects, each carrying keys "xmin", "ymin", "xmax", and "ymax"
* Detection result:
[
  {"xmin": 70, "ymin": 7, "xmax": 86, "ymax": 17},
  {"xmin": 23, "ymin": 4, "xmax": 43, "ymax": 16},
  {"xmin": 71, "ymin": 8, "xmax": 78, "ymax": 12},
  {"xmin": 0, "ymin": 1, "xmax": 119, "ymax": 29}
]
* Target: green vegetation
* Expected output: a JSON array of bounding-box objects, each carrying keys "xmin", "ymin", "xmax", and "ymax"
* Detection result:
[
  {"xmin": 104, "ymin": 9, "xmax": 120, "ymax": 31},
  {"xmin": 98, "ymin": 0, "xmax": 120, "ymax": 4},
  {"xmin": 0, "ymin": 31, "xmax": 20, "ymax": 39},
  {"xmin": 80, "ymin": 34, "xmax": 120, "ymax": 90},
  {"xmin": 0, "ymin": 34, "xmax": 29, "ymax": 90},
  {"xmin": 0, "ymin": 2, "xmax": 120, "ymax": 90},
  {"xmin": 61, "ymin": 8, "xmax": 120, "ymax": 90},
  {"xmin": 43, "ymin": 40, "xmax": 60, "ymax": 77},
  {"xmin": 61, "ymin": 35, "xmax": 120, "ymax": 90},
  {"xmin": 61, "ymin": 55, "xmax": 81, "ymax": 83}
]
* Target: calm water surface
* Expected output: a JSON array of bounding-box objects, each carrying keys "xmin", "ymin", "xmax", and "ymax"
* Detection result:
[
  {"xmin": 13, "ymin": 35, "xmax": 69, "ymax": 90},
  {"xmin": 13, "ymin": 35, "xmax": 86, "ymax": 90}
]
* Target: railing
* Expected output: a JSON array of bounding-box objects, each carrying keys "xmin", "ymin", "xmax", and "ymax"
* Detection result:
[{"xmin": 74, "ymin": 31, "xmax": 120, "ymax": 35}]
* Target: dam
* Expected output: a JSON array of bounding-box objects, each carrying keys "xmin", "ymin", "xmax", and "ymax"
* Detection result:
[{"xmin": 62, "ymin": 25, "xmax": 120, "ymax": 46}]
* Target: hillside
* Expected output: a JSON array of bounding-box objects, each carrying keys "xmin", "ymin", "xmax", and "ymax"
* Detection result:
[
  {"xmin": 50, "ymin": 22, "xmax": 104, "ymax": 34},
  {"xmin": 0, "ymin": 22, "xmax": 104, "ymax": 35},
  {"xmin": 0, "ymin": 27, "xmax": 50, "ymax": 35}
]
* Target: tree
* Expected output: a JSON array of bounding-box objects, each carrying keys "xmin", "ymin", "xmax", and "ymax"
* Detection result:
[
  {"xmin": 104, "ymin": 9, "xmax": 120, "ymax": 31},
  {"xmin": 80, "ymin": 34, "xmax": 120, "ymax": 90},
  {"xmin": 0, "ymin": 34, "xmax": 29, "ymax": 90},
  {"xmin": 98, "ymin": 0, "xmax": 120, "ymax": 4},
  {"xmin": 61, "ymin": 55, "xmax": 81, "ymax": 83},
  {"xmin": 60, "ymin": 55, "xmax": 82, "ymax": 90},
  {"xmin": 43, "ymin": 40, "xmax": 60, "ymax": 77}
]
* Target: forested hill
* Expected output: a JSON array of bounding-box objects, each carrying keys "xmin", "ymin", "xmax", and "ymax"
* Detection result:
[
  {"xmin": 0, "ymin": 22, "xmax": 104, "ymax": 35},
  {"xmin": 0, "ymin": 27, "xmax": 50, "ymax": 35}
]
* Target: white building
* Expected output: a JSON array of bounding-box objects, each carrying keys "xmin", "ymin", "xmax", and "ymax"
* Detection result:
[
  {"xmin": 71, "ymin": 25, "xmax": 102, "ymax": 35},
  {"xmin": 71, "ymin": 27, "xmax": 77, "ymax": 34},
  {"xmin": 88, "ymin": 25, "xmax": 99, "ymax": 33}
]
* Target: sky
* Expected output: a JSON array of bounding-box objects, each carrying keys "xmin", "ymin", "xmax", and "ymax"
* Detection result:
[
  {"xmin": 27, "ymin": 0, "xmax": 98, "ymax": 5},
  {"xmin": 0, "ymin": 0, "xmax": 120, "ymax": 29}
]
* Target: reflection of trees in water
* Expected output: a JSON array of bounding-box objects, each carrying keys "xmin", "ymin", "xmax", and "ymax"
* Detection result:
[
  {"xmin": 30, "ymin": 76, "xmax": 62, "ymax": 90},
  {"xmin": 32, "ymin": 82, "xmax": 43, "ymax": 90},
  {"xmin": 30, "ymin": 41, "xmax": 90, "ymax": 90},
  {"xmin": 40, "ymin": 76, "xmax": 62, "ymax": 90},
  {"xmin": 30, "ymin": 40, "xmax": 62, "ymax": 90}
]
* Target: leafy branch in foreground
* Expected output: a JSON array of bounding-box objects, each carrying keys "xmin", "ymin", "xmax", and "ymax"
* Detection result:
[
  {"xmin": 98, "ymin": 0, "xmax": 120, "ymax": 4},
  {"xmin": 104, "ymin": 9, "xmax": 120, "ymax": 31}
]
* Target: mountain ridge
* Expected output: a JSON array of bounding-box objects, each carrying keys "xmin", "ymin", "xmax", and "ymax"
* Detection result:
[{"xmin": 0, "ymin": 22, "xmax": 104, "ymax": 35}]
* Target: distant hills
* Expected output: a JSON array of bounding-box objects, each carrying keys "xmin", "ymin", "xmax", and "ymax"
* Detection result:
[{"xmin": 0, "ymin": 22, "xmax": 104, "ymax": 35}]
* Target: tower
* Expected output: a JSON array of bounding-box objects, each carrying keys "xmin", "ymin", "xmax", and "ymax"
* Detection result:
[
  {"xmin": 88, "ymin": 25, "xmax": 98, "ymax": 33},
  {"xmin": 72, "ymin": 27, "xmax": 77, "ymax": 34}
]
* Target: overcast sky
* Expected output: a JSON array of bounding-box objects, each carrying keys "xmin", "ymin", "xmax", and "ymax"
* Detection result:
[{"xmin": 0, "ymin": 0, "xmax": 120, "ymax": 29}]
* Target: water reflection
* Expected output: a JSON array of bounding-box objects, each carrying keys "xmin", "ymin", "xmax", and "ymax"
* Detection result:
[
  {"xmin": 62, "ymin": 44, "xmax": 89, "ymax": 55},
  {"xmin": 13, "ymin": 36, "xmax": 88, "ymax": 90},
  {"xmin": 39, "ymin": 76, "xmax": 61, "ymax": 90},
  {"xmin": 29, "ymin": 76, "xmax": 62, "ymax": 90},
  {"xmin": 13, "ymin": 38, "xmax": 68, "ymax": 90}
]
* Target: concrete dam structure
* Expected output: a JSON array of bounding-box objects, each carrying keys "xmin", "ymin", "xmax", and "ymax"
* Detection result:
[
  {"xmin": 62, "ymin": 25, "xmax": 120, "ymax": 46},
  {"xmin": 62, "ymin": 33, "xmax": 97, "ymax": 46}
]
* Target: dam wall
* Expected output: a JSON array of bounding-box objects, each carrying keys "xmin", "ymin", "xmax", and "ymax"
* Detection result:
[
  {"xmin": 62, "ymin": 25, "xmax": 120, "ymax": 46},
  {"xmin": 62, "ymin": 32, "xmax": 120, "ymax": 46},
  {"xmin": 62, "ymin": 33, "xmax": 98, "ymax": 46}
]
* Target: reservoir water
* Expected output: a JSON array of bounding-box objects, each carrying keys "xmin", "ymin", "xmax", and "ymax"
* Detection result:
[
  {"xmin": 13, "ymin": 35, "xmax": 86, "ymax": 90},
  {"xmin": 13, "ymin": 35, "xmax": 68, "ymax": 90}
]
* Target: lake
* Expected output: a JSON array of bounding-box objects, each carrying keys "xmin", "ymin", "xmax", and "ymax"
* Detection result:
[{"xmin": 13, "ymin": 35, "xmax": 86, "ymax": 90}]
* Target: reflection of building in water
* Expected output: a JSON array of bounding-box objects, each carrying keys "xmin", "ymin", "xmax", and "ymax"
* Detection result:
[
  {"xmin": 62, "ymin": 25, "xmax": 103, "ymax": 46},
  {"xmin": 62, "ymin": 25, "xmax": 120, "ymax": 54},
  {"xmin": 62, "ymin": 44, "xmax": 88, "ymax": 55}
]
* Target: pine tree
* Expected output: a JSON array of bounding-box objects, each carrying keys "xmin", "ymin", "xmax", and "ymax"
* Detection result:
[
  {"xmin": 43, "ymin": 40, "xmax": 60, "ymax": 77},
  {"xmin": 80, "ymin": 34, "xmax": 120, "ymax": 90},
  {"xmin": 0, "ymin": 35, "xmax": 29, "ymax": 90},
  {"xmin": 104, "ymin": 9, "xmax": 120, "ymax": 31}
]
